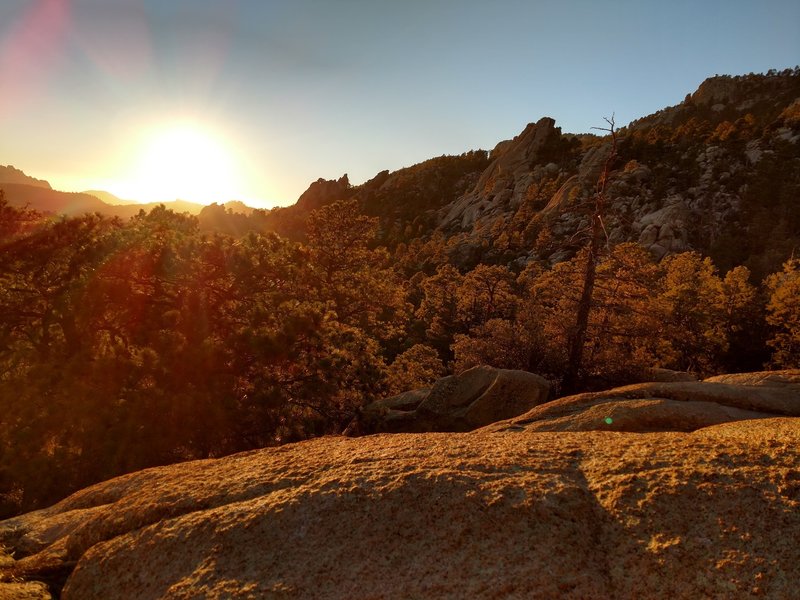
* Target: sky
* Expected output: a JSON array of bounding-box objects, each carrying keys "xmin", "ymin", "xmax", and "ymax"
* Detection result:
[{"xmin": 1, "ymin": 0, "xmax": 798, "ymax": 208}]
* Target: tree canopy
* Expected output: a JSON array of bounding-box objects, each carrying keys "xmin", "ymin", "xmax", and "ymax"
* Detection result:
[{"xmin": 0, "ymin": 193, "xmax": 795, "ymax": 518}]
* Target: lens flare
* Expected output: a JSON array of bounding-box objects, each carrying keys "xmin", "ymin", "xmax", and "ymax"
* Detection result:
[{"xmin": 119, "ymin": 122, "xmax": 243, "ymax": 204}]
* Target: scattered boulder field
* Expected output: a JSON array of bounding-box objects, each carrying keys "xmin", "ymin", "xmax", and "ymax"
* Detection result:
[{"xmin": 1, "ymin": 370, "xmax": 798, "ymax": 599}]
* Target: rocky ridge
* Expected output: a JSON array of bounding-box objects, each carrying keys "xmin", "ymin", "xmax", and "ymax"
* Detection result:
[
  {"xmin": 433, "ymin": 71, "xmax": 800, "ymax": 270},
  {"xmin": 272, "ymin": 70, "xmax": 799, "ymax": 274}
]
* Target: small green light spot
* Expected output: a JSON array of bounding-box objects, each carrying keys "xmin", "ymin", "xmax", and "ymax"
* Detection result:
[{"xmin": 604, "ymin": 417, "xmax": 613, "ymax": 425}]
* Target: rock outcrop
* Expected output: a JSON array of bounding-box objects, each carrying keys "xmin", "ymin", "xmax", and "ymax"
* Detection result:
[
  {"xmin": 439, "ymin": 117, "xmax": 561, "ymax": 229},
  {"xmin": 351, "ymin": 365, "xmax": 550, "ymax": 434},
  {"xmin": 705, "ymin": 370, "xmax": 800, "ymax": 387},
  {"xmin": 645, "ymin": 367, "xmax": 699, "ymax": 382},
  {"xmin": 484, "ymin": 369, "xmax": 800, "ymax": 434},
  {"xmin": 295, "ymin": 174, "xmax": 350, "ymax": 211},
  {"xmin": 541, "ymin": 140, "xmax": 613, "ymax": 215},
  {"xmin": 1, "ymin": 417, "xmax": 798, "ymax": 599},
  {"xmin": 634, "ymin": 198, "xmax": 691, "ymax": 259}
]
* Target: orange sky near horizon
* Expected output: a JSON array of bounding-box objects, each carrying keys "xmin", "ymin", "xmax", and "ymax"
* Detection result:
[{"xmin": 91, "ymin": 118, "xmax": 256, "ymax": 207}]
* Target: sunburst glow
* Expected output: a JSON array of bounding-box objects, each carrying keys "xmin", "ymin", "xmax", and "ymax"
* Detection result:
[{"xmin": 119, "ymin": 122, "xmax": 243, "ymax": 204}]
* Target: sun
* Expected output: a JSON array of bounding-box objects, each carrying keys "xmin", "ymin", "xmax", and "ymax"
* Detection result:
[{"xmin": 122, "ymin": 122, "xmax": 243, "ymax": 204}]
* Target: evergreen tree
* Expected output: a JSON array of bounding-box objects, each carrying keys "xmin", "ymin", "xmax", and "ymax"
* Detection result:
[{"xmin": 765, "ymin": 258, "xmax": 800, "ymax": 368}]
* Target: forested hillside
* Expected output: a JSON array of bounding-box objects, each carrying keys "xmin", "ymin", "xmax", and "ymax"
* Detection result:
[{"xmin": 1, "ymin": 69, "xmax": 799, "ymax": 518}]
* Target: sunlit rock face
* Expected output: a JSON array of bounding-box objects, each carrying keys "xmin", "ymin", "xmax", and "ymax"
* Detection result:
[
  {"xmin": 1, "ymin": 393, "xmax": 798, "ymax": 598},
  {"xmin": 440, "ymin": 117, "xmax": 561, "ymax": 229},
  {"xmin": 484, "ymin": 369, "xmax": 800, "ymax": 434}
]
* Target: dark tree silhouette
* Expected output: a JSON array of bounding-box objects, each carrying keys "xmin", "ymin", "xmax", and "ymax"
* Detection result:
[{"xmin": 562, "ymin": 116, "xmax": 619, "ymax": 393}]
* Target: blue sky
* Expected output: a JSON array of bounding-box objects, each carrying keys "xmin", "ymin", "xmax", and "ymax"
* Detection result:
[{"xmin": 1, "ymin": 0, "xmax": 798, "ymax": 207}]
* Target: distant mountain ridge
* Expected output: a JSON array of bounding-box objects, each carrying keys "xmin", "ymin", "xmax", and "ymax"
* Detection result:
[
  {"xmin": 81, "ymin": 190, "xmax": 138, "ymax": 206},
  {"xmin": 0, "ymin": 165, "xmax": 50, "ymax": 189},
  {"xmin": 0, "ymin": 171, "xmax": 254, "ymax": 219},
  {"xmin": 0, "ymin": 179, "xmax": 207, "ymax": 218},
  {"xmin": 0, "ymin": 183, "xmax": 107, "ymax": 216}
]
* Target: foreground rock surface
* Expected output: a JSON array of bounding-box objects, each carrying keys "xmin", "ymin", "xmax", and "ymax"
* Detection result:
[
  {"xmin": 353, "ymin": 365, "xmax": 550, "ymax": 434},
  {"xmin": 0, "ymin": 548, "xmax": 52, "ymax": 600},
  {"xmin": 1, "ymin": 418, "xmax": 798, "ymax": 599},
  {"xmin": 0, "ymin": 582, "xmax": 51, "ymax": 600},
  {"xmin": 485, "ymin": 370, "xmax": 800, "ymax": 434}
]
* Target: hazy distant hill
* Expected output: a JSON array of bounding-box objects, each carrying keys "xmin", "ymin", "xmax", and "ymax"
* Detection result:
[
  {"xmin": 82, "ymin": 191, "xmax": 218, "ymax": 216},
  {"xmin": 1, "ymin": 182, "xmax": 108, "ymax": 216},
  {"xmin": 0, "ymin": 165, "xmax": 263, "ymax": 220},
  {"xmin": 0, "ymin": 165, "xmax": 51, "ymax": 189},
  {"xmin": 104, "ymin": 199, "xmax": 207, "ymax": 218},
  {"xmin": 222, "ymin": 200, "xmax": 255, "ymax": 215},
  {"xmin": 0, "ymin": 169, "xmax": 242, "ymax": 219},
  {"xmin": 82, "ymin": 189, "xmax": 138, "ymax": 206}
]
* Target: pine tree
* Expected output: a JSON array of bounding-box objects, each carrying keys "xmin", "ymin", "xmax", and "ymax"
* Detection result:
[{"xmin": 765, "ymin": 258, "xmax": 800, "ymax": 368}]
